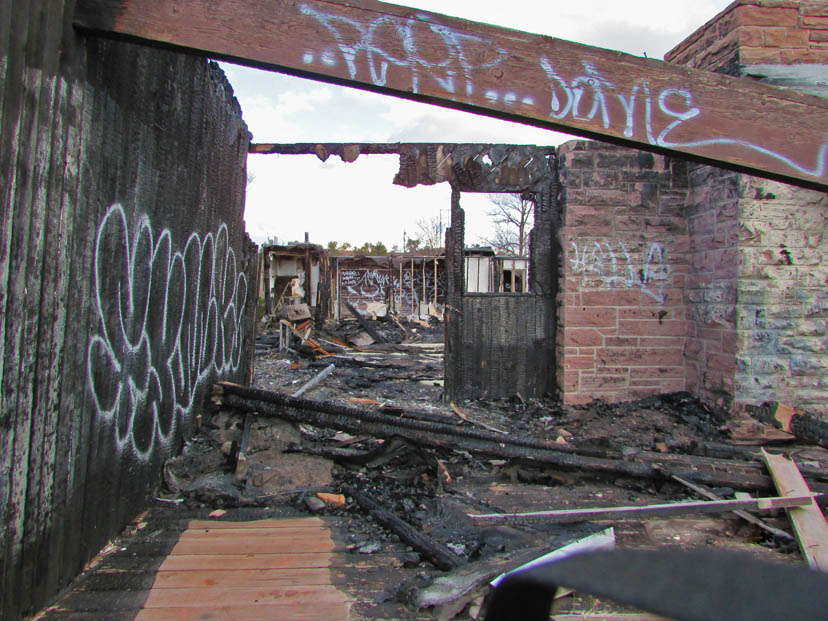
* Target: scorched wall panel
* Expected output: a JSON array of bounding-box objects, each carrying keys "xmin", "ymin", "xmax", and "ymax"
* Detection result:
[{"xmin": 0, "ymin": 3, "xmax": 255, "ymax": 618}]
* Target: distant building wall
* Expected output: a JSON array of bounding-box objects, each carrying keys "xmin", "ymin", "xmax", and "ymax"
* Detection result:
[{"xmin": 0, "ymin": 3, "xmax": 256, "ymax": 618}]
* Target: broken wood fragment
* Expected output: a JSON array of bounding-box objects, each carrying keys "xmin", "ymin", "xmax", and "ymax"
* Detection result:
[
  {"xmin": 671, "ymin": 475, "xmax": 793, "ymax": 541},
  {"xmin": 343, "ymin": 487, "xmax": 462, "ymax": 571},
  {"xmin": 292, "ymin": 363, "xmax": 335, "ymax": 397},
  {"xmin": 450, "ymin": 401, "xmax": 508, "ymax": 435},
  {"xmin": 468, "ymin": 495, "xmax": 819, "ymax": 526},
  {"xmin": 748, "ymin": 402, "xmax": 828, "ymax": 449},
  {"xmin": 344, "ymin": 301, "xmax": 386, "ymax": 344},
  {"xmin": 762, "ymin": 449, "xmax": 828, "ymax": 571}
]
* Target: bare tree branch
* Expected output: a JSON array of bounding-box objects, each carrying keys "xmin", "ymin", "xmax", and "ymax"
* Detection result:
[
  {"xmin": 415, "ymin": 215, "xmax": 446, "ymax": 253},
  {"xmin": 482, "ymin": 194, "xmax": 534, "ymax": 256}
]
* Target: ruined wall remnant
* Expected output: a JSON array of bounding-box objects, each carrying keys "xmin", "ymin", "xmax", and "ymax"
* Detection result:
[
  {"xmin": 0, "ymin": 3, "xmax": 255, "ymax": 618},
  {"xmin": 666, "ymin": 0, "xmax": 828, "ymax": 417},
  {"xmin": 557, "ymin": 141, "xmax": 690, "ymax": 405},
  {"xmin": 333, "ymin": 255, "xmax": 446, "ymax": 319}
]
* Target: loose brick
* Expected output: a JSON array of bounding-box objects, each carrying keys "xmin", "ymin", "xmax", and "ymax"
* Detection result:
[
  {"xmin": 638, "ymin": 336, "xmax": 685, "ymax": 349},
  {"xmin": 738, "ymin": 25, "xmax": 765, "ymax": 46},
  {"xmin": 604, "ymin": 336, "xmax": 640, "ymax": 348},
  {"xmin": 763, "ymin": 27, "xmax": 810, "ymax": 47},
  {"xmin": 566, "ymin": 307, "xmax": 618, "ymax": 327},
  {"xmin": 580, "ymin": 374, "xmax": 629, "ymax": 389},
  {"xmin": 619, "ymin": 307, "xmax": 685, "ymax": 320},
  {"xmin": 736, "ymin": 5, "xmax": 799, "ymax": 27},
  {"xmin": 566, "ymin": 355, "xmax": 596, "ymax": 370},
  {"xmin": 630, "ymin": 366, "xmax": 685, "ymax": 379},
  {"xmin": 618, "ymin": 320, "xmax": 688, "ymax": 337},
  {"xmin": 580, "ymin": 290, "xmax": 641, "ymax": 307},
  {"xmin": 802, "ymin": 15, "xmax": 828, "ymax": 28},
  {"xmin": 564, "ymin": 328, "xmax": 604, "ymax": 347},
  {"xmin": 781, "ymin": 48, "xmax": 828, "ymax": 62},
  {"xmin": 584, "ymin": 189, "xmax": 628, "ymax": 206},
  {"xmin": 739, "ymin": 47, "xmax": 783, "ymax": 63},
  {"xmin": 598, "ymin": 348, "xmax": 683, "ymax": 367}
]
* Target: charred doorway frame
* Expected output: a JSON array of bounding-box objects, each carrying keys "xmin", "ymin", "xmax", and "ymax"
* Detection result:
[{"xmin": 250, "ymin": 142, "xmax": 561, "ymax": 401}]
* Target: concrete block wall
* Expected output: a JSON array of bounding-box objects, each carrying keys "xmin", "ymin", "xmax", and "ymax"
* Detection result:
[
  {"xmin": 666, "ymin": 0, "xmax": 828, "ymax": 417},
  {"xmin": 736, "ymin": 177, "xmax": 828, "ymax": 416},
  {"xmin": 557, "ymin": 141, "xmax": 690, "ymax": 405}
]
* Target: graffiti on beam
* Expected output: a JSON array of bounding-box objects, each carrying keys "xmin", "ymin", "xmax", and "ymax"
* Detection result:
[
  {"xmin": 569, "ymin": 240, "xmax": 670, "ymax": 304},
  {"xmin": 299, "ymin": 4, "xmax": 828, "ymax": 180},
  {"xmin": 87, "ymin": 204, "xmax": 248, "ymax": 461}
]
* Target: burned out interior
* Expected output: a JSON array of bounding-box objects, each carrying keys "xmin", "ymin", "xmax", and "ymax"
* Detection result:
[{"xmin": 4, "ymin": 1, "xmax": 828, "ymax": 620}]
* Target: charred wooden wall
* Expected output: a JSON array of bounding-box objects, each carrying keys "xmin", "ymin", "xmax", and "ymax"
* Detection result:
[
  {"xmin": 459, "ymin": 295, "xmax": 555, "ymax": 400},
  {"xmin": 0, "ymin": 2, "xmax": 255, "ymax": 618}
]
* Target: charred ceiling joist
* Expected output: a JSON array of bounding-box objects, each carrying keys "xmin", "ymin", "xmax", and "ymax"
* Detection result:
[{"xmin": 250, "ymin": 142, "xmax": 556, "ymax": 193}]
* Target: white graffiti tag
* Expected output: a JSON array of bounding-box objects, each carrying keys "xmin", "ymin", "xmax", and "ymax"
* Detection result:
[
  {"xmin": 298, "ymin": 4, "xmax": 828, "ymax": 180},
  {"xmin": 87, "ymin": 204, "xmax": 248, "ymax": 461},
  {"xmin": 299, "ymin": 4, "xmax": 507, "ymax": 97},
  {"xmin": 569, "ymin": 240, "xmax": 669, "ymax": 304}
]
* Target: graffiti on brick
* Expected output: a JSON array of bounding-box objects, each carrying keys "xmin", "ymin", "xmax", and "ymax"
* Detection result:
[
  {"xmin": 569, "ymin": 239, "xmax": 670, "ymax": 303},
  {"xmin": 87, "ymin": 203, "xmax": 248, "ymax": 461}
]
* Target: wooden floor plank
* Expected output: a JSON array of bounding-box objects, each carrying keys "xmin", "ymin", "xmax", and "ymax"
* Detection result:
[
  {"xmin": 143, "ymin": 584, "xmax": 353, "ymax": 608},
  {"xmin": 168, "ymin": 538, "xmax": 340, "ymax": 555},
  {"xmin": 186, "ymin": 518, "xmax": 326, "ymax": 529},
  {"xmin": 135, "ymin": 601, "xmax": 351, "ymax": 620},
  {"xmin": 151, "ymin": 567, "xmax": 334, "ymax": 588},
  {"xmin": 159, "ymin": 552, "xmax": 341, "ymax": 571},
  {"xmin": 137, "ymin": 518, "xmax": 352, "ymax": 618},
  {"xmin": 178, "ymin": 526, "xmax": 332, "ymax": 539}
]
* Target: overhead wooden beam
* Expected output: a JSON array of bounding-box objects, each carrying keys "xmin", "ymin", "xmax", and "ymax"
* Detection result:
[{"xmin": 74, "ymin": 0, "xmax": 828, "ymax": 191}]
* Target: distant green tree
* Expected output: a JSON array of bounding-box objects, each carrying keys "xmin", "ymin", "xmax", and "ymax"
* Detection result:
[
  {"xmin": 405, "ymin": 238, "xmax": 421, "ymax": 253},
  {"xmin": 327, "ymin": 241, "xmax": 352, "ymax": 254},
  {"xmin": 354, "ymin": 241, "xmax": 388, "ymax": 255}
]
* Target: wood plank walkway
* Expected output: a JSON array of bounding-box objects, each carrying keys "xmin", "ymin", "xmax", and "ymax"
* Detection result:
[
  {"xmin": 38, "ymin": 513, "xmax": 356, "ymax": 620},
  {"xmin": 133, "ymin": 517, "xmax": 352, "ymax": 620}
]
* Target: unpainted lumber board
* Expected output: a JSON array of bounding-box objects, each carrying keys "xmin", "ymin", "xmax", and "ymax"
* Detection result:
[
  {"xmin": 469, "ymin": 494, "xmax": 817, "ymax": 525},
  {"xmin": 671, "ymin": 475, "xmax": 793, "ymax": 541},
  {"xmin": 762, "ymin": 449, "xmax": 828, "ymax": 571}
]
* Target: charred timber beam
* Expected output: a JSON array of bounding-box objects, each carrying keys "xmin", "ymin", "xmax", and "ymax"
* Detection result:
[
  {"xmin": 344, "ymin": 487, "xmax": 462, "ymax": 570},
  {"xmin": 75, "ymin": 0, "xmax": 828, "ymax": 191},
  {"xmin": 344, "ymin": 301, "xmax": 386, "ymax": 344},
  {"xmin": 211, "ymin": 383, "xmax": 827, "ymax": 493}
]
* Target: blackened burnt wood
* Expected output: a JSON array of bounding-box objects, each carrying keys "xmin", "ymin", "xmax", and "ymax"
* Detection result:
[
  {"xmin": 211, "ymin": 383, "xmax": 827, "ymax": 493},
  {"xmin": 74, "ymin": 0, "xmax": 828, "ymax": 191},
  {"xmin": 343, "ymin": 301, "xmax": 385, "ymax": 344},
  {"xmin": 343, "ymin": 487, "xmax": 462, "ymax": 571}
]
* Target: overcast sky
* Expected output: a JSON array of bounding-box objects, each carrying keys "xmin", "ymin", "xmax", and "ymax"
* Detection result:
[{"xmin": 224, "ymin": 0, "xmax": 734, "ymax": 248}]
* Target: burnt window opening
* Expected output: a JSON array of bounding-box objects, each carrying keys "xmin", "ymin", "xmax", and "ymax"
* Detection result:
[
  {"xmin": 459, "ymin": 192, "xmax": 535, "ymax": 295},
  {"xmin": 502, "ymin": 268, "xmax": 525, "ymax": 293}
]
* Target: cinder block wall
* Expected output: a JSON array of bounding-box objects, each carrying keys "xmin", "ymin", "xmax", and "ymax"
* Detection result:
[
  {"xmin": 666, "ymin": 0, "xmax": 828, "ymax": 416},
  {"xmin": 557, "ymin": 141, "xmax": 690, "ymax": 405}
]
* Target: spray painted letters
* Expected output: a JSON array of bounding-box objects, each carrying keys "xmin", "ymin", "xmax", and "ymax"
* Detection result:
[
  {"xmin": 300, "ymin": 4, "xmax": 828, "ymax": 180},
  {"xmin": 87, "ymin": 204, "xmax": 248, "ymax": 460},
  {"xmin": 569, "ymin": 240, "xmax": 670, "ymax": 304}
]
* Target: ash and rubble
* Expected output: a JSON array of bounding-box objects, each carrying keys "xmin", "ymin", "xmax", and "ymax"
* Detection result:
[{"xmin": 161, "ymin": 311, "xmax": 828, "ymax": 618}]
